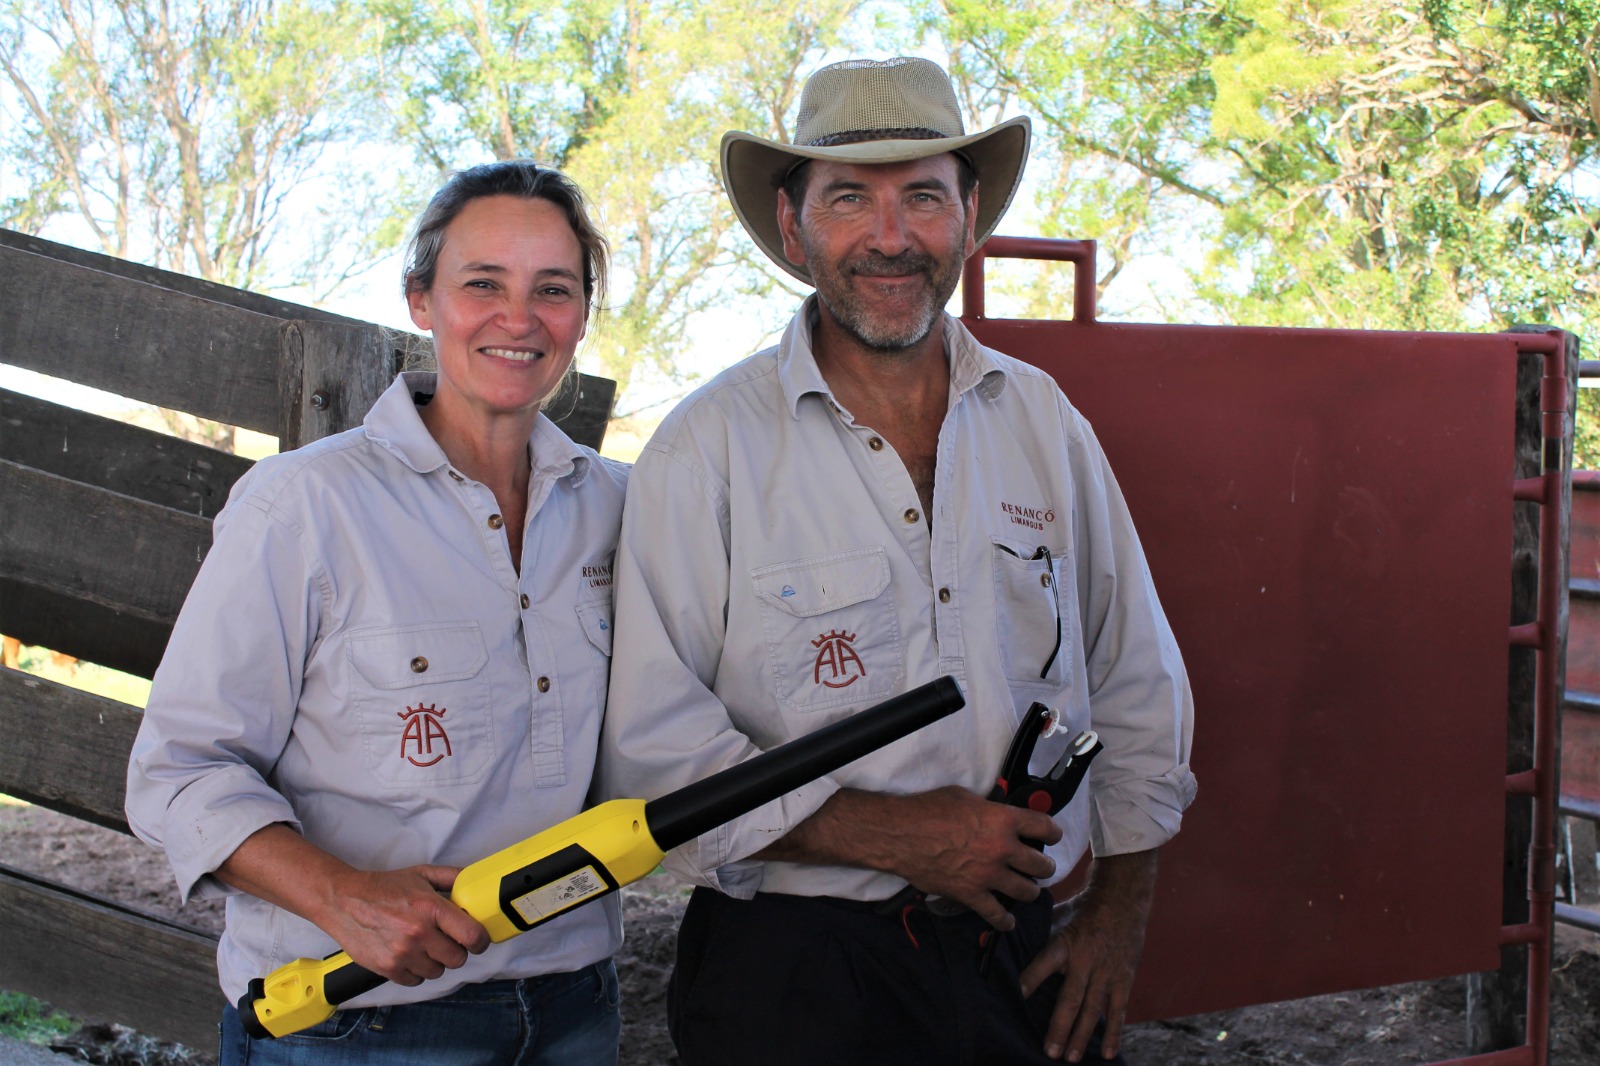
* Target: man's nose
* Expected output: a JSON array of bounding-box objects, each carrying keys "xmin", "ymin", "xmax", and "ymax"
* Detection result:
[{"xmin": 865, "ymin": 201, "xmax": 913, "ymax": 257}]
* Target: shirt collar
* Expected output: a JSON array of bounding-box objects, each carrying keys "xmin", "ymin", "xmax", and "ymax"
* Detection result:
[
  {"xmin": 776, "ymin": 296, "xmax": 1009, "ymax": 418},
  {"xmin": 363, "ymin": 371, "xmax": 591, "ymax": 486}
]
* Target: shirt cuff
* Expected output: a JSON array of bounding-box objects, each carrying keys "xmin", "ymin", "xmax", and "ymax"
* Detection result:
[
  {"xmin": 1089, "ymin": 763, "xmax": 1198, "ymax": 856},
  {"xmin": 662, "ymin": 777, "xmax": 842, "ymax": 897},
  {"xmin": 159, "ymin": 765, "xmax": 301, "ymax": 904}
]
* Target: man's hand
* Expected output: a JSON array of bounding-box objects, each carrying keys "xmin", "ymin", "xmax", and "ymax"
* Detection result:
[
  {"xmin": 1019, "ymin": 849, "xmax": 1159, "ymax": 1062},
  {"xmin": 757, "ymin": 785, "xmax": 1061, "ymax": 930},
  {"xmin": 217, "ymin": 823, "xmax": 491, "ymax": 986}
]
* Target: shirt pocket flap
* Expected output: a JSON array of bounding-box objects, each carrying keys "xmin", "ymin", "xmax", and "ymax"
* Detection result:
[
  {"xmin": 752, "ymin": 547, "xmax": 892, "ymax": 619},
  {"xmin": 576, "ymin": 599, "xmax": 614, "ymax": 656},
  {"xmin": 347, "ymin": 622, "xmax": 489, "ymax": 689}
]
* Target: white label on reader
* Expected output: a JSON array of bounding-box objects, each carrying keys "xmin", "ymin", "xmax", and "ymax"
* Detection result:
[{"xmin": 511, "ymin": 866, "xmax": 609, "ymax": 923}]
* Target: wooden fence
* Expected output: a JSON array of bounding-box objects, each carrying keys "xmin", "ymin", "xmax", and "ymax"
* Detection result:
[{"xmin": 0, "ymin": 227, "xmax": 616, "ymax": 1050}]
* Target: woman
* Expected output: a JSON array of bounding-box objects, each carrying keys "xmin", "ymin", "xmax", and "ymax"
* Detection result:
[{"xmin": 125, "ymin": 161, "xmax": 629, "ymax": 1065}]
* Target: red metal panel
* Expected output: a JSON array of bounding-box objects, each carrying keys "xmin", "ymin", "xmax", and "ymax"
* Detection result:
[
  {"xmin": 963, "ymin": 314, "xmax": 1518, "ymax": 1021},
  {"xmin": 1565, "ymin": 600, "xmax": 1600, "ymax": 696},
  {"xmin": 1564, "ymin": 709, "xmax": 1600, "ymax": 806},
  {"xmin": 1562, "ymin": 476, "xmax": 1600, "ymax": 806},
  {"xmin": 1569, "ymin": 477, "xmax": 1600, "ymax": 582}
]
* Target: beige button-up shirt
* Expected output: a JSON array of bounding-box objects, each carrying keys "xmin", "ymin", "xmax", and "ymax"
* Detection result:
[
  {"xmin": 127, "ymin": 373, "xmax": 628, "ymax": 1005},
  {"xmin": 601, "ymin": 302, "xmax": 1196, "ymax": 901}
]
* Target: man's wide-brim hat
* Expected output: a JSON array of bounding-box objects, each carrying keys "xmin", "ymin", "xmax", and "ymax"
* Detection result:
[{"xmin": 721, "ymin": 56, "xmax": 1031, "ymax": 284}]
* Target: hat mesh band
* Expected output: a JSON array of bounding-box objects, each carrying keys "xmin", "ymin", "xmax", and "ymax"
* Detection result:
[{"xmin": 806, "ymin": 127, "xmax": 945, "ymax": 147}]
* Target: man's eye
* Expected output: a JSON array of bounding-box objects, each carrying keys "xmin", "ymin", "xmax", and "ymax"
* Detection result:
[{"xmin": 465, "ymin": 279, "xmax": 495, "ymax": 290}]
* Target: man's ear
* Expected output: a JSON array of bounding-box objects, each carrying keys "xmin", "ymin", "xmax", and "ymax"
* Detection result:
[
  {"xmin": 963, "ymin": 180, "xmax": 981, "ymax": 261},
  {"xmin": 777, "ymin": 189, "xmax": 808, "ymax": 270},
  {"xmin": 406, "ymin": 286, "xmax": 433, "ymax": 332}
]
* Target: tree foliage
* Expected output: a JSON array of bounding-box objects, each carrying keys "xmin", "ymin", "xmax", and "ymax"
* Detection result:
[
  {"xmin": 373, "ymin": 0, "xmax": 868, "ymax": 398},
  {"xmin": 3, "ymin": 0, "xmax": 1594, "ymax": 414},
  {"xmin": 0, "ymin": 0, "xmax": 377, "ymax": 291},
  {"xmin": 931, "ymin": 0, "xmax": 1598, "ymax": 339}
]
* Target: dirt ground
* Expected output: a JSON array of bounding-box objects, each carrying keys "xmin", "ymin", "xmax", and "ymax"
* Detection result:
[{"xmin": 3, "ymin": 802, "xmax": 1597, "ymax": 1065}]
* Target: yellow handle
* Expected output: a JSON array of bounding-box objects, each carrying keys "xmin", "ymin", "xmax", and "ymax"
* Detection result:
[{"xmin": 241, "ymin": 798, "xmax": 665, "ymax": 1038}]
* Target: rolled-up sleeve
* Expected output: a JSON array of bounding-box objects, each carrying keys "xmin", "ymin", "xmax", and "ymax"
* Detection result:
[
  {"xmin": 125, "ymin": 496, "xmax": 319, "ymax": 903},
  {"xmin": 1069, "ymin": 411, "xmax": 1197, "ymax": 856},
  {"xmin": 599, "ymin": 438, "xmax": 840, "ymax": 897}
]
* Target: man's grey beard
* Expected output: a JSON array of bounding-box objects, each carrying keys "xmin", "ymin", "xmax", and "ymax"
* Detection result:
[
  {"xmin": 819, "ymin": 289, "xmax": 942, "ymax": 353},
  {"xmin": 806, "ymin": 244, "xmax": 964, "ymax": 354}
]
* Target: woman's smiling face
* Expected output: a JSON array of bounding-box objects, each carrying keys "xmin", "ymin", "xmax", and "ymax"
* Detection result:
[{"xmin": 406, "ymin": 194, "xmax": 588, "ymax": 419}]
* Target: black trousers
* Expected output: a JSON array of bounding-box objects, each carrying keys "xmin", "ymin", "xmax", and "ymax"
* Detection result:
[{"xmin": 668, "ymin": 888, "xmax": 1127, "ymax": 1065}]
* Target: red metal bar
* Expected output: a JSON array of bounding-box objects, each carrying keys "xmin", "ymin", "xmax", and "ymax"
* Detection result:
[
  {"xmin": 1513, "ymin": 477, "xmax": 1547, "ymax": 503},
  {"xmin": 962, "ymin": 236, "xmax": 1097, "ymax": 323},
  {"xmin": 1509, "ymin": 623, "xmax": 1542, "ymax": 647},
  {"xmin": 1498, "ymin": 921, "xmax": 1543, "ymax": 946}
]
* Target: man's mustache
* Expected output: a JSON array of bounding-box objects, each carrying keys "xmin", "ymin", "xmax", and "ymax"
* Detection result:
[{"xmin": 849, "ymin": 252, "xmax": 935, "ymax": 277}]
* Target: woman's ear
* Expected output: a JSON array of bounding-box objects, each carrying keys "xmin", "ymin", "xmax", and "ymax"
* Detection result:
[{"xmin": 406, "ymin": 286, "xmax": 432, "ymax": 332}]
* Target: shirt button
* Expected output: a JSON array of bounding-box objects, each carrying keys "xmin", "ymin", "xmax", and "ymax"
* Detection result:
[
  {"xmin": 903, "ymin": 508, "xmax": 920, "ymax": 524},
  {"xmin": 410, "ymin": 656, "xmax": 428, "ymax": 673},
  {"xmin": 537, "ymin": 676, "xmax": 551, "ymax": 693},
  {"xmin": 1041, "ymin": 573, "xmax": 1053, "ymax": 588},
  {"xmin": 938, "ymin": 587, "xmax": 951, "ymax": 603},
  {"xmin": 868, "ymin": 436, "xmax": 884, "ymax": 451},
  {"xmin": 448, "ymin": 470, "xmax": 464, "ymax": 482},
  {"xmin": 520, "ymin": 593, "xmax": 530, "ymax": 609},
  {"xmin": 488, "ymin": 514, "xmax": 504, "ymax": 529}
]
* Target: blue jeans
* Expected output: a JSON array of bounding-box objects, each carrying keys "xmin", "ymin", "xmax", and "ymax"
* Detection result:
[{"xmin": 220, "ymin": 960, "xmax": 620, "ymax": 1065}]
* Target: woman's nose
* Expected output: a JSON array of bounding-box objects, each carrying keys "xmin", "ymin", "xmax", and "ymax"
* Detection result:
[{"xmin": 497, "ymin": 297, "xmax": 539, "ymax": 336}]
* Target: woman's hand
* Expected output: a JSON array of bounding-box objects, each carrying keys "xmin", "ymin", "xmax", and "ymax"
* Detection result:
[
  {"xmin": 217, "ymin": 823, "xmax": 491, "ymax": 986},
  {"xmin": 318, "ymin": 864, "xmax": 491, "ymax": 985}
]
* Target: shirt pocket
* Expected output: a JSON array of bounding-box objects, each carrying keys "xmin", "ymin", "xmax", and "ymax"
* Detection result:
[
  {"xmin": 575, "ymin": 598, "xmax": 613, "ymax": 657},
  {"xmin": 751, "ymin": 547, "xmax": 905, "ymax": 714},
  {"xmin": 991, "ymin": 536, "xmax": 1072, "ymax": 690},
  {"xmin": 347, "ymin": 621, "xmax": 496, "ymax": 788}
]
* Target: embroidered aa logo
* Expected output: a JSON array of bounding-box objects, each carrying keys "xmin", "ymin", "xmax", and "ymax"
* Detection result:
[
  {"xmin": 812, "ymin": 629, "xmax": 866, "ymax": 689},
  {"xmin": 399, "ymin": 703, "xmax": 452, "ymax": 767}
]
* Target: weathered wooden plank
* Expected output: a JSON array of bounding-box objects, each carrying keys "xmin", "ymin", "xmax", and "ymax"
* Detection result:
[
  {"xmin": 0, "ymin": 227, "xmax": 364, "ymax": 325},
  {"xmin": 0, "ymin": 242, "xmax": 285, "ymax": 433},
  {"xmin": 546, "ymin": 373, "xmax": 617, "ymax": 452},
  {"xmin": 0, "ymin": 460, "xmax": 211, "ymax": 627},
  {"xmin": 0, "ymin": 666, "xmax": 141, "ymax": 832},
  {"xmin": 0, "ymin": 388, "xmax": 252, "ymax": 517},
  {"xmin": 278, "ymin": 319, "xmax": 399, "ymax": 449},
  {"xmin": 0, "ymin": 577, "xmax": 171, "ymax": 680},
  {"xmin": 0, "ymin": 864, "xmax": 221, "ymax": 1052}
]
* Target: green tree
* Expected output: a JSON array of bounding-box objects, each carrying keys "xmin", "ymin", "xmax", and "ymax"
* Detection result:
[
  {"xmin": 0, "ymin": 0, "xmax": 380, "ymax": 292},
  {"xmin": 373, "ymin": 0, "xmax": 868, "ymax": 401},
  {"xmin": 930, "ymin": 0, "xmax": 1597, "ymax": 340}
]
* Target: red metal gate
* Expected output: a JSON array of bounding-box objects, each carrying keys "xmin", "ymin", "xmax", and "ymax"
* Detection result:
[{"xmin": 960, "ymin": 237, "xmax": 1566, "ymax": 1065}]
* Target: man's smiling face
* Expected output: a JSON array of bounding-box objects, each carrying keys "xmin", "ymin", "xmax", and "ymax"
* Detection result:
[{"xmin": 779, "ymin": 154, "xmax": 978, "ymax": 354}]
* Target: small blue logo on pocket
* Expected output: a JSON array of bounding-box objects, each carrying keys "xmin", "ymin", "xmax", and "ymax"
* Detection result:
[
  {"xmin": 599, "ymin": 620, "xmax": 609, "ymax": 630},
  {"xmin": 781, "ymin": 585, "xmax": 796, "ymax": 598}
]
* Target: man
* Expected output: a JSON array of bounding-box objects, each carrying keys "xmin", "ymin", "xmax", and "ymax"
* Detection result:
[{"xmin": 601, "ymin": 57, "xmax": 1195, "ymax": 1064}]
